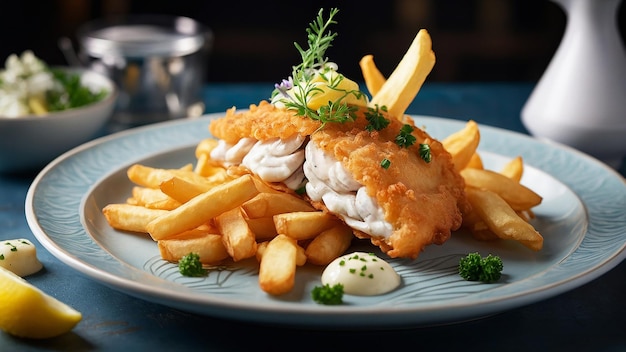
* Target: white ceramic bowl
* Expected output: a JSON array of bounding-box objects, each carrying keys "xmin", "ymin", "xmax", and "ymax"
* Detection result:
[{"xmin": 0, "ymin": 67, "xmax": 117, "ymax": 173}]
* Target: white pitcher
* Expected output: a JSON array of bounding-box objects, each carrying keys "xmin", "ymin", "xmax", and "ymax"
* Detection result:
[{"xmin": 521, "ymin": 0, "xmax": 626, "ymax": 168}]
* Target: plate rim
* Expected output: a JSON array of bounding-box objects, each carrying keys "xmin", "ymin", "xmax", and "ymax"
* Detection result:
[{"xmin": 25, "ymin": 113, "xmax": 626, "ymax": 328}]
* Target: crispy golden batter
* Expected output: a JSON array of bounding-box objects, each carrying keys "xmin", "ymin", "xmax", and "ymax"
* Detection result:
[
  {"xmin": 209, "ymin": 102, "xmax": 468, "ymax": 259},
  {"xmin": 209, "ymin": 101, "xmax": 321, "ymax": 144},
  {"xmin": 310, "ymin": 109, "xmax": 468, "ymax": 259}
]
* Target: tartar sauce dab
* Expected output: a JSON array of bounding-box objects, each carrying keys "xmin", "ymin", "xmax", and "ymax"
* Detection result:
[
  {"xmin": 0, "ymin": 238, "xmax": 43, "ymax": 277},
  {"xmin": 321, "ymin": 252, "xmax": 401, "ymax": 296}
]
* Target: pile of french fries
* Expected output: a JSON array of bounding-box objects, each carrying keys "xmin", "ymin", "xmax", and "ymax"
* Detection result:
[
  {"xmin": 441, "ymin": 121, "xmax": 544, "ymax": 250},
  {"xmin": 102, "ymin": 28, "xmax": 544, "ymax": 297},
  {"xmin": 103, "ymin": 139, "xmax": 354, "ymax": 295}
]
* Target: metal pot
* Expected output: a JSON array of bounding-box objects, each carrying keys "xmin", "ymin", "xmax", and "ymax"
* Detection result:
[{"xmin": 76, "ymin": 15, "xmax": 212, "ymax": 129}]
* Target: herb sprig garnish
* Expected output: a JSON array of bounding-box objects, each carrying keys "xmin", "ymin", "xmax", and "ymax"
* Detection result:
[
  {"xmin": 393, "ymin": 124, "xmax": 432, "ymax": 163},
  {"xmin": 292, "ymin": 8, "xmax": 338, "ymax": 81},
  {"xmin": 365, "ymin": 104, "xmax": 390, "ymax": 131},
  {"xmin": 419, "ymin": 143, "xmax": 432, "ymax": 163},
  {"xmin": 395, "ymin": 124, "xmax": 417, "ymax": 148},
  {"xmin": 272, "ymin": 8, "xmax": 434, "ymax": 165},
  {"xmin": 271, "ymin": 8, "xmax": 366, "ymax": 127}
]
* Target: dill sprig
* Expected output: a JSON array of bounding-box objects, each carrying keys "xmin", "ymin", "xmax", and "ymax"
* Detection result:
[
  {"xmin": 273, "ymin": 8, "xmax": 366, "ymax": 127},
  {"xmin": 292, "ymin": 8, "xmax": 339, "ymax": 81}
]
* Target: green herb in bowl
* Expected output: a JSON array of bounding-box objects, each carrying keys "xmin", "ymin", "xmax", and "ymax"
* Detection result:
[{"xmin": 47, "ymin": 68, "xmax": 107, "ymax": 112}]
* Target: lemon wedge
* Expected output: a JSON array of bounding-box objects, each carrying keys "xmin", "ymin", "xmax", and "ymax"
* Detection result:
[
  {"xmin": 27, "ymin": 96, "xmax": 48, "ymax": 116},
  {"xmin": 0, "ymin": 266, "xmax": 82, "ymax": 339}
]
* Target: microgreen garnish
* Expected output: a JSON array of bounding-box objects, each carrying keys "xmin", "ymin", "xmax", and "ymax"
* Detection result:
[
  {"xmin": 419, "ymin": 143, "xmax": 432, "ymax": 163},
  {"xmin": 380, "ymin": 158, "xmax": 391, "ymax": 169},
  {"xmin": 365, "ymin": 104, "xmax": 390, "ymax": 132},
  {"xmin": 395, "ymin": 124, "xmax": 417, "ymax": 148},
  {"xmin": 270, "ymin": 8, "xmax": 366, "ymax": 127}
]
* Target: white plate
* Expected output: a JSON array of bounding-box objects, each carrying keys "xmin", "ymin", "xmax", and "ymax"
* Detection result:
[{"xmin": 26, "ymin": 114, "xmax": 626, "ymax": 328}]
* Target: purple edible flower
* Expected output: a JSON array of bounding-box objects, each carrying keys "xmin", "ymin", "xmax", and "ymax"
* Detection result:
[{"xmin": 274, "ymin": 79, "xmax": 294, "ymax": 99}]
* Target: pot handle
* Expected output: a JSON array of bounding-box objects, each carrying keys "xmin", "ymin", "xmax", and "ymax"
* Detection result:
[{"xmin": 57, "ymin": 37, "xmax": 84, "ymax": 67}]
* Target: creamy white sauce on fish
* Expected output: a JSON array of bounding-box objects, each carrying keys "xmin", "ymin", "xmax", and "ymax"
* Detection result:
[
  {"xmin": 210, "ymin": 133, "xmax": 392, "ymax": 237},
  {"xmin": 0, "ymin": 239, "xmax": 43, "ymax": 277},
  {"xmin": 210, "ymin": 135, "xmax": 307, "ymax": 190},
  {"xmin": 210, "ymin": 138, "xmax": 257, "ymax": 166},
  {"xmin": 321, "ymin": 252, "xmax": 401, "ymax": 295},
  {"xmin": 242, "ymin": 135, "xmax": 306, "ymax": 184},
  {"xmin": 303, "ymin": 142, "xmax": 393, "ymax": 238}
]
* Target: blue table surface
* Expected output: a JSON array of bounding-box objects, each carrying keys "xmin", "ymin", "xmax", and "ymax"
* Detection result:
[{"xmin": 1, "ymin": 83, "xmax": 625, "ymax": 352}]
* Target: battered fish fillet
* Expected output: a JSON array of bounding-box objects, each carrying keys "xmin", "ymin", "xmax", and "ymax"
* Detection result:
[
  {"xmin": 309, "ymin": 110, "xmax": 468, "ymax": 259},
  {"xmin": 209, "ymin": 101, "xmax": 468, "ymax": 259}
]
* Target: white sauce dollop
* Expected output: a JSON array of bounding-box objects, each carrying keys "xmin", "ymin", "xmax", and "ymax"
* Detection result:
[
  {"xmin": 0, "ymin": 239, "xmax": 43, "ymax": 277},
  {"xmin": 321, "ymin": 252, "xmax": 400, "ymax": 296}
]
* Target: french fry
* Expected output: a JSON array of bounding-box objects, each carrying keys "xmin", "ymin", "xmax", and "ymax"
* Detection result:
[
  {"xmin": 241, "ymin": 192, "xmax": 315, "ymax": 218},
  {"xmin": 128, "ymin": 164, "xmax": 219, "ymax": 189},
  {"xmin": 127, "ymin": 164, "xmax": 192, "ymax": 188},
  {"xmin": 146, "ymin": 174, "xmax": 259, "ymax": 240},
  {"xmin": 194, "ymin": 138, "xmax": 219, "ymax": 158},
  {"xmin": 255, "ymin": 241, "xmax": 267, "ymax": 261},
  {"xmin": 469, "ymin": 228, "xmax": 499, "ymax": 241},
  {"xmin": 257, "ymin": 239, "xmax": 306, "ymax": 266},
  {"xmin": 195, "ymin": 155, "xmax": 231, "ymax": 178},
  {"xmin": 465, "ymin": 152, "xmax": 484, "ymax": 170},
  {"xmin": 465, "ymin": 187, "xmax": 543, "ymax": 250},
  {"xmin": 369, "ymin": 29, "xmax": 436, "ymax": 120},
  {"xmin": 461, "ymin": 207, "xmax": 498, "ymax": 241},
  {"xmin": 258, "ymin": 234, "xmax": 299, "ymax": 295},
  {"xmin": 245, "ymin": 216, "xmax": 278, "ymax": 240},
  {"xmin": 159, "ymin": 176, "xmax": 210, "ymax": 203},
  {"xmin": 250, "ymin": 175, "xmax": 282, "ymax": 194},
  {"xmin": 359, "ymin": 54, "xmax": 386, "ymax": 97},
  {"xmin": 131, "ymin": 186, "xmax": 181, "ymax": 210},
  {"xmin": 305, "ymin": 223, "xmax": 354, "ymax": 265},
  {"xmin": 273, "ymin": 211, "xmax": 339, "ymax": 240},
  {"xmin": 127, "ymin": 164, "xmax": 175, "ymax": 188},
  {"xmin": 102, "ymin": 204, "xmax": 168, "ymax": 233},
  {"xmin": 460, "ymin": 168, "xmax": 542, "ymax": 211},
  {"xmin": 296, "ymin": 244, "xmax": 307, "ymax": 266},
  {"xmin": 158, "ymin": 229, "xmax": 229, "ymax": 264},
  {"xmin": 194, "ymin": 153, "xmax": 210, "ymax": 176},
  {"xmin": 215, "ymin": 207, "xmax": 258, "ymax": 261},
  {"xmin": 442, "ymin": 120, "xmax": 480, "ymax": 171},
  {"xmin": 500, "ymin": 156, "xmax": 524, "ymax": 182}
]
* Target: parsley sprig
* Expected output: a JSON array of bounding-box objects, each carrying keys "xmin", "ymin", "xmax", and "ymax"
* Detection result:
[
  {"xmin": 395, "ymin": 124, "xmax": 417, "ymax": 148},
  {"xmin": 365, "ymin": 104, "xmax": 390, "ymax": 131}
]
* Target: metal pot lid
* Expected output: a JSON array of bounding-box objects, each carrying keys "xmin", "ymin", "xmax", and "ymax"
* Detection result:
[{"xmin": 78, "ymin": 15, "xmax": 212, "ymax": 58}]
